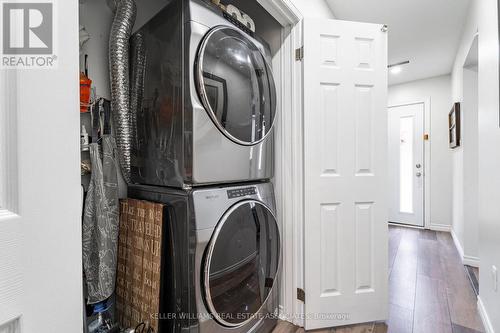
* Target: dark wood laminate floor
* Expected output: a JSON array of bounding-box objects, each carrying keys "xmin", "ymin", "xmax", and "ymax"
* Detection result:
[{"xmin": 273, "ymin": 226, "xmax": 484, "ymax": 333}]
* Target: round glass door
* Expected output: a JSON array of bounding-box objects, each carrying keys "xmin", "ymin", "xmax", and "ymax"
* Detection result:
[
  {"xmin": 196, "ymin": 26, "xmax": 277, "ymax": 145},
  {"xmin": 203, "ymin": 200, "xmax": 280, "ymax": 327}
]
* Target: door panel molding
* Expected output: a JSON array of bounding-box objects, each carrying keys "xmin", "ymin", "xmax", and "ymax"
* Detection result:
[
  {"xmin": 0, "ymin": 71, "xmax": 19, "ymax": 215},
  {"xmin": 388, "ymin": 98, "xmax": 431, "ymax": 229}
]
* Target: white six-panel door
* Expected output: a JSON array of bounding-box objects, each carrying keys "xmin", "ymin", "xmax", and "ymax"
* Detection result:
[
  {"xmin": 388, "ymin": 102, "xmax": 425, "ymax": 227},
  {"xmin": 303, "ymin": 19, "xmax": 388, "ymax": 330}
]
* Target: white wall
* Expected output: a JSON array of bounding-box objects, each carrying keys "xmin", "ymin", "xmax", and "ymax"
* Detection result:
[
  {"xmin": 388, "ymin": 75, "xmax": 453, "ymax": 229},
  {"xmin": 462, "ymin": 66, "xmax": 479, "ymax": 261},
  {"xmin": 289, "ymin": 0, "xmax": 335, "ymax": 19},
  {"xmin": 79, "ymin": 0, "xmax": 170, "ymax": 100},
  {"xmin": 450, "ymin": 0, "xmax": 480, "ymax": 267},
  {"xmin": 452, "ymin": 0, "xmax": 500, "ymax": 330}
]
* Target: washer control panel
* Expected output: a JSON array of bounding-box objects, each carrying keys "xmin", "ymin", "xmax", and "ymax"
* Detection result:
[{"xmin": 227, "ymin": 187, "xmax": 257, "ymax": 199}]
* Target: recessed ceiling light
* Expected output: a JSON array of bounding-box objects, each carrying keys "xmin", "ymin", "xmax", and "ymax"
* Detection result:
[{"xmin": 390, "ymin": 66, "xmax": 402, "ymax": 74}]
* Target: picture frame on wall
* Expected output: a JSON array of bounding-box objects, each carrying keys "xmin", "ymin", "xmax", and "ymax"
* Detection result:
[
  {"xmin": 202, "ymin": 71, "xmax": 228, "ymax": 126},
  {"xmin": 449, "ymin": 102, "xmax": 461, "ymax": 149}
]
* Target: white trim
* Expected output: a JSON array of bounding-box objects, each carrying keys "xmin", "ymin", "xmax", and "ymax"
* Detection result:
[
  {"xmin": 450, "ymin": 227, "xmax": 481, "ymax": 267},
  {"xmin": 462, "ymin": 32, "xmax": 479, "ymax": 68},
  {"xmin": 290, "ymin": 21, "xmax": 304, "ymax": 328},
  {"xmin": 451, "ymin": 228, "xmax": 465, "ymax": 259},
  {"xmin": 260, "ymin": 0, "xmax": 303, "ymax": 327},
  {"xmin": 274, "ymin": 23, "xmax": 293, "ymax": 325},
  {"xmin": 388, "ymin": 98, "xmax": 431, "ymax": 229},
  {"xmin": 428, "ymin": 223, "xmax": 452, "ymax": 232},
  {"xmin": 275, "ymin": 21, "xmax": 304, "ymax": 327},
  {"xmin": 460, "ymin": 33, "xmax": 481, "ymax": 271},
  {"xmin": 463, "ymin": 255, "xmax": 480, "ymax": 268},
  {"xmin": 257, "ymin": 0, "xmax": 302, "ymax": 26},
  {"xmin": 389, "ymin": 222, "xmax": 424, "ymax": 230},
  {"xmin": 478, "ymin": 296, "xmax": 495, "ymax": 333},
  {"xmin": 392, "ymin": 222, "xmax": 453, "ymax": 233}
]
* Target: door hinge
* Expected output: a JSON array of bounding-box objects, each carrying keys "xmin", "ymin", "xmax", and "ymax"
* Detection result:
[
  {"xmin": 295, "ymin": 46, "xmax": 304, "ymax": 61},
  {"xmin": 297, "ymin": 288, "xmax": 305, "ymax": 303}
]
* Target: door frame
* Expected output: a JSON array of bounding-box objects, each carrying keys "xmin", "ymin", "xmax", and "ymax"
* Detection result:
[
  {"xmin": 274, "ymin": 22, "xmax": 305, "ymax": 327},
  {"xmin": 388, "ymin": 99, "xmax": 431, "ymax": 229},
  {"xmin": 252, "ymin": 0, "xmax": 305, "ymax": 327},
  {"xmin": 255, "ymin": 0, "xmax": 305, "ymax": 327}
]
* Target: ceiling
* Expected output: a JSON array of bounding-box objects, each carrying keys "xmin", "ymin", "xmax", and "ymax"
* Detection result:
[{"xmin": 326, "ymin": 0, "xmax": 471, "ymax": 85}]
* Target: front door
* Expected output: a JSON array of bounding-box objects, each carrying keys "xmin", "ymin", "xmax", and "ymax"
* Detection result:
[
  {"xmin": 388, "ymin": 102, "xmax": 425, "ymax": 227},
  {"xmin": 303, "ymin": 18, "xmax": 388, "ymax": 330}
]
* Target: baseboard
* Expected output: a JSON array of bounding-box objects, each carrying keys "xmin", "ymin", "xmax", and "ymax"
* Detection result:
[
  {"xmin": 278, "ymin": 305, "xmax": 290, "ymax": 323},
  {"xmin": 389, "ymin": 222, "xmax": 424, "ymax": 229},
  {"xmin": 450, "ymin": 229, "xmax": 481, "ymax": 267},
  {"xmin": 428, "ymin": 223, "xmax": 452, "ymax": 232},
  {"xmin": 463, "ymin": 255, "xmax": 480, "ymax": 268},
  {"xmin": 451, "ymin": 228, "xmax": 465, "ymax": 259},
  {"xmin": 478, "ymin": 296, "xmax": 495, "ymax": 333}
]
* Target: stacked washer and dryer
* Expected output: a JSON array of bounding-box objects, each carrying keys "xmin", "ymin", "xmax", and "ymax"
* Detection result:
[{"xmin": 129, "ymin": 0, "xmax": 281, "ymax": 332}]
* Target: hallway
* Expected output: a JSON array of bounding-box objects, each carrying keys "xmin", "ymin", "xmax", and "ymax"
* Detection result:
[{"xmin": 274, "ymin": 226, "xmax": 484, "ymax": 333}]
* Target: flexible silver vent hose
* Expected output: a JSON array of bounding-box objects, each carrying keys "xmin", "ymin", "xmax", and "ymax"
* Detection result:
[
  {"xmin": 130, "ymin": 32, "xmax": 146, "ymax": 153},
  {"xmin": 109, "ymin": 0, "xmax": 136, "ymax": 183}
]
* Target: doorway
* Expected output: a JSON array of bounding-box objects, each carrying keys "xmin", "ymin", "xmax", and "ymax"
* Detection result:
[
  {"xmin": 462, "ymin": 34, "xmax": 480, "ymax": 291},
  {"xmin": 388, "ymin": 102, "xmax": 425, "ymax": 227}
]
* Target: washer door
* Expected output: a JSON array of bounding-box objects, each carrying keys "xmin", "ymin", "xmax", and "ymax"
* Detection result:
[
  {"xmin": 196, "ymin": 26, "xmax": 277, "ymax": 145},
  {"xmin": 204, "ymin": 200, "xmax": 280, "ymax": 327}
]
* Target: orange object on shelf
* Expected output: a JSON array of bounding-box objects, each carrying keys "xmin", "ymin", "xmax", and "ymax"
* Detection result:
[{"xmin": 80, "ymin": 72, "xmax": 92, "ymax": 113}]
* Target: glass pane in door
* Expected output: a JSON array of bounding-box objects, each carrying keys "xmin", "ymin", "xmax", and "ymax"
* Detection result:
[
  {"xmin": 204, "ymin": 201, "xmax": 280, "ymax": 326},
  {"xmin": 197, "ymin": 27, "xmax": 277, "ymax": 144},
  {"xmin": 399, "ymin": 116, "xmax": 414, "ymax": 213}
]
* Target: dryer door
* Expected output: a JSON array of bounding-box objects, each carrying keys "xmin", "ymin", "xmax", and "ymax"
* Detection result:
[
  {"xmin": 196, "ymin": 26, "xmax": 277, "ymax": 146},
  {"xmin": 203, "ymin": 200, "xmax": 280, "ymax": 327}
]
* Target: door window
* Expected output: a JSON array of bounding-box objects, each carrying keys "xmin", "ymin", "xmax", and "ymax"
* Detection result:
[
  {"xmin": 204, "ymin": 201, "xmax": 280, "ymax": 327},
  {"xmin": 196, "ymin": 26, "xmax": 277, "ymax": 145}
]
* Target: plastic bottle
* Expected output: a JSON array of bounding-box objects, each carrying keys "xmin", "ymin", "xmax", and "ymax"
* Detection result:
[
  {"xmin": 87, "ymin": 301, "xmax": 117, "ymax": 333},
  {"xmin": 81, "ymin": 125, "xmax": 89, "ymax": 151},
  {"xmin": 80, "ymin": 72, "xmax": 92, "ymax": 113}
]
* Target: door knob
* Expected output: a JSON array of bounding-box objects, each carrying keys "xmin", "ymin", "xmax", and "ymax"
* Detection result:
[
  {"xmin": 416, "ymin": 172, "xmax": 422, "ymax": 177},
  {"xmin": 416, "ymin": 164, "xmax": 422, "ymax": 169}
]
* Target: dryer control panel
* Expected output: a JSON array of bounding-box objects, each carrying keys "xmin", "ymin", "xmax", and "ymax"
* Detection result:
[{"xmin": 227, "ymin": 187, "xmax": 257, "ymax": 199}]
